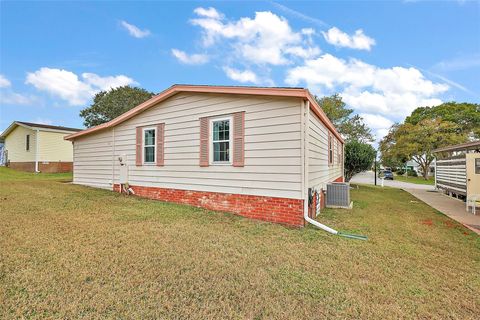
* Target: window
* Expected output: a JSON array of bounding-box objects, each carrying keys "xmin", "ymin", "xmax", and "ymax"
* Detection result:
[
  {"xmin": 26, "ymin": 134, "xmax": 30, "ymax": 151},
  {"xmin": 143, "ymin": 128, "xmax": 156, "ymax": 164},
  {"xmin": 476, "ymin": 158, "xmax": 480, "ymax": 174},
  {"xmin": 211, "ymin": 117, "xmax": 231, "ymax": 163}
]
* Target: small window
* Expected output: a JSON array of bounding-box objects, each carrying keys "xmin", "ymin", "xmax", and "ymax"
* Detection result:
[
  {"xmin": 26, "ymin": 134, "xmax": 30, "ymax": 151},
  {"xmin": 211, "ymin": 117, "xmax": 231, "ymax": 163},
  {"xmin": 475, "ymin": 158, "xmax": 480, "ymax": 174},
  {"xmin": 143, "ymin": 128, "xmax": 156, "ymax": 164}
]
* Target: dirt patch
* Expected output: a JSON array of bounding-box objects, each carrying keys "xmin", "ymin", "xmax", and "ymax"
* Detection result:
[
  {"xmin": 421, "ymin": 219, "xmax": 433, "ymax": 226},
  {"xmin": 443, "ymin": 221, "xmax": 455, "ymax": 228}
]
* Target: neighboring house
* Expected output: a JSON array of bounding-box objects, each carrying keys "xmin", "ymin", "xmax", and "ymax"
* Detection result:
[
  {"xmin": 66, "ymin": 85, "xmax": 344, "ymax": 227},
  {"xmin": 0, "ymin": 121, "xmax": 82, "ymax": 173},
  {"xmin": 406, "ymin": 159, "xmax": 435, "ymax": 176}
]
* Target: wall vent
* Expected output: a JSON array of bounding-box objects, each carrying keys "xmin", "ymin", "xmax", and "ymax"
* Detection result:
[{"xmin": 326, "ymin": 183, "xmax": 352, "ymax": 209}]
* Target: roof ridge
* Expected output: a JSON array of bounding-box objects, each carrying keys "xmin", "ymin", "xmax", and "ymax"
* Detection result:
[{"xmin": 16, "ymin": 121, "xmax": 82, "ymax": 132}]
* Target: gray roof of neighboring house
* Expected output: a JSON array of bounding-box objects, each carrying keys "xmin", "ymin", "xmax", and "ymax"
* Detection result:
[{"xmin": 0, "ymin": 121, "xmax": 83, "ymax": 138}]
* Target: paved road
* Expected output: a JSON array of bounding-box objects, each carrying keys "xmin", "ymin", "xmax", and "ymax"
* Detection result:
[
  {"xmin": 350, "ymin": 171, "xmax": 433, "ymax": 190},
  {"xmin": 350, "ymin": 171, "xmax": 480, "ymax": 235}
]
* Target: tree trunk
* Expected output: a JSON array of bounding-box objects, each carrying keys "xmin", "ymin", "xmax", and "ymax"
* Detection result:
[{"xmin": 413, "ymin": 155, "xmax": 431, "ymax": 180}]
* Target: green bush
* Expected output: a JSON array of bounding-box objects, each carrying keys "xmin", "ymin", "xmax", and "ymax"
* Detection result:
[
  {"xmin": 407, "ymin": 169, "xmax": 418, "ymax": 177},
  {"xmin": 396, "ymin": 169, "xmax": 418, "ymax": 176}
]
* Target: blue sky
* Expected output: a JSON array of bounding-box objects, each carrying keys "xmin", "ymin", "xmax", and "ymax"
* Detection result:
[{"xmin": 1, "ymin": 1, "xmax": 479, "ymax": 142}]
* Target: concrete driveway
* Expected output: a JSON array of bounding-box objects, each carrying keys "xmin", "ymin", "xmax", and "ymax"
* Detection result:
[{"xmin": 351, "ymin": 171, "xmax": 480, "ymax": 235}]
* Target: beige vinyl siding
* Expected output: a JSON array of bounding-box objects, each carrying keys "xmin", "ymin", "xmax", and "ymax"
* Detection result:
[
  {"xmin": 73, "ymin": 92, "xmax": 303, "ymax": 198},
  {"xmin": 73, "ymin": 129, "xmax": 113, "ymax": 189},
  {"xmin": 308, "ymin": 109, "xmax": 342, "ymax": 190},
  {"xmin": 4, "ymin": 126, "xmax": 36, "ymax": 162},
  {"xmin": 38, "ymin": 130, "xmax": 74, "ymax": 162}
]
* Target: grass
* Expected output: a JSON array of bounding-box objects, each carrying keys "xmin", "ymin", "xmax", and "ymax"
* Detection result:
[
  {"xmin": 0, "ymin": 166, "xmax": 72, "ymax": 182},
  {"xmin": 0, "ymin": 168, "xmax": 478, "ymax": 319},
  {"xmin": 393, "ymin": 174, "xmax": 435, "ymax": 185}
]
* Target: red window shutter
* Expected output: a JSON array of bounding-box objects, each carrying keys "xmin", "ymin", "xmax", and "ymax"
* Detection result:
[
  {"xmin": 233, "ymin": 111, "xmax": 245, "ymax": 167},
  {"xmin": 136, "ymin": 127, "xmax": 142, "ymax": 166},
  {"xmin": 199, "ymin": 117, "xmax": 209, "ymax": 167},
  {"xmin": 156, "ymin": 123, "xmax": 165, "ymax": 166}
]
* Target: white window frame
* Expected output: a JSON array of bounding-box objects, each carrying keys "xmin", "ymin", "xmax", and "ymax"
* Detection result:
[
  {"xmin": 142, "ymin": 127, "xmax": 156, "ymax": 165},
  {"xmin": 210, "ymin": 116, "xmax": 233, "ymax": 165}
]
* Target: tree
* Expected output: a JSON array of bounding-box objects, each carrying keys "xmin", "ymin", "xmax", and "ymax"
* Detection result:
[
  {"xmin": 378, "ymin": 124, "xmax": 407, "ymax": 169},
  {"xmin": 381, "ymin": 119, "xmax": 467, "ymax": 179},
  {"xmin": 80, "ymin": 86, "xmax": 155, "ymax": 128},
  {"xmin": 405, "ymin": 102, "xmax": 480, "ymax": 139},
  {"xmin": 315, "ymin": 94, "xmax": 374, "ymax": 143},
  {"xmin": 344, "ymin": 140, "xmax": 376, "ymax": 182}
]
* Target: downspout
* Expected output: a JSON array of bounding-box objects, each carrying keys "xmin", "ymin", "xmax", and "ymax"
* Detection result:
[
  {"xmin": 35, "ymin": 129, "xmax": 40, "ymax": 173},
  {"xmin": 303, "ymin": 99, "xmax": 338, "ymax": 235},
  {"xmin": 303, "ymin": 100, "xmax": 367, "ymax": 240}
]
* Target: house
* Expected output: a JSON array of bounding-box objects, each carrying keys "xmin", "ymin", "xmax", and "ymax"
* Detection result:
[
  {"xmin": 406, "ymin": 159, "xmax": 435, "ymax": 177},
  {"xmin": 0, "ymin": 121, "xmax": 82, "ymax": 173},
  {"xmin": 433, "ymin": 141, "xmax": 480, "ymax": 207},
  {"xmin": 65, "ymin": 85, "xmax": 344, "ymax": 227}
]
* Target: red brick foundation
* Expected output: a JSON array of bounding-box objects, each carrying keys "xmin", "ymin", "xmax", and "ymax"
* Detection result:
[
  {"xmin": 8, "ymin": 162, "xmax": 35, "ymax": 172},
  {"xmin": 39, "ymin": 162, "xmax": 73, "ymax": 173},
  {"xmin": 114, "ymin": 184, "xmax": 305, "ymax": 227},
  {"xmin": 7, "ymin": 161, "xmax": 73, "ymax": 173},
  {"xmin": 334, "ymin": 176, "xmax": 344, "ymax": 182}
]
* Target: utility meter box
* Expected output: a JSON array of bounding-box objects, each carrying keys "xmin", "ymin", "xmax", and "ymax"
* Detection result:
[{"xmin": 119, "ymin": 154, "xmax": 128, "ymax": 184}]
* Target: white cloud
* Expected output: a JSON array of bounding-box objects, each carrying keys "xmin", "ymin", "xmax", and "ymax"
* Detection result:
[
  {"xmin": 193, "ymin": 7, "xmax": 223, "ymax": 19},
  {"xmin": 223, "ymin": 67, "xmax": 259, "ymax": 84},
  {"xmin": 0, "ymin": 75, "xmax": 11, "ymax": 88},
  {"xmin": 360, "ymin": 113, "xmax": 393, "ymax": 130},
  {"xmin": 176, "ymin": 7, "xmax": 452, "ymax": 144},
  {"xmin": 432, "ymin": 53, "xmax": 480, "ymax": 72},
  {"xmin": 0, "ymin": 74, "xmax": 38, "ymax": 105},
  {"xmin": 171, "ymin": 49, "xmax": 209, "ymax": 65},
  {"xmin": 190, "ymin": 8, "xmax": 320, "ymax": 65},
  {"xmin": 286, "ymin": 54, "xmax": 448, "ymax": 120},
  {"xmin": 120, "ymin": 20, "xmax": 151, "ymax": 38},
  {"xmin": 25, "ymin": 67, "xmax": 136, "ymax": 106},
  {"xmin": 81, "ymin": 73, "xmax": 136, "ymax": 90},
  {"xmin": 322, "ymin": 27, "xmax": 375, "ymax": 51},
  {"xmin": 0, "ymin": 91, "xmax": 36, "ymax": 105},
  {"xmin": 359, "ymin": 113, "xmax": 394, "ymax": 143},
  {"xmin": 270, "ymin": 1, "xmax": 329, "ymax": 28}
]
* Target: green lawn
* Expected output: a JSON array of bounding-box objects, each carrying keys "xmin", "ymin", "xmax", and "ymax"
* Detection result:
[
  {"xmin": 394, "ymin": 174, "xmax": 435, "ymax": 185},
  {"xmin": 0, "ymin": 166, "xmax": 72, "ymax": 182},
  {"xmin": 0, "ymin": 168, "xmax": 478, "ymax": 319}
]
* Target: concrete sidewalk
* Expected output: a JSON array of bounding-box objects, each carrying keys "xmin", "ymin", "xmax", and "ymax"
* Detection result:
[
  {"xmin": 351, "ymin": 171, "xmax": 480, "ymax": 235},
  {"xmin": 405, "ymin": 188, "xmax": 480, "ymax": 235}
]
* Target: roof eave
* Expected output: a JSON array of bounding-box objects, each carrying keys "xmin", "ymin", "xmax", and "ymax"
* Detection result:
[{"xmin": 433, "ymin": 140, "xmax": 480, "ymax": 153}]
